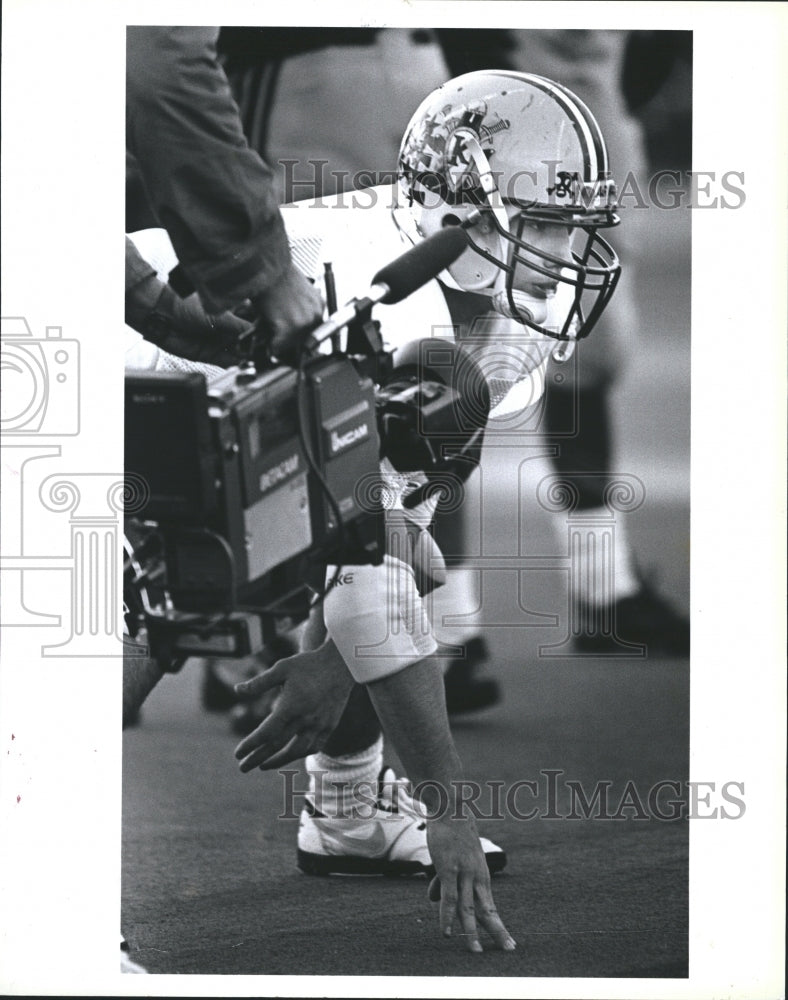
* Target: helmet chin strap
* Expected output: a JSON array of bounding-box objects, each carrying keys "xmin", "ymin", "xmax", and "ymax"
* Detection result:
[{"xmin": 488, "ymin": 286, "xmax": 549, "ymax": 326}]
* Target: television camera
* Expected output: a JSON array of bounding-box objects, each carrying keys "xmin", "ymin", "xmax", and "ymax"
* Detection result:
[{"xmin": 124, "ymin": 227, "xmax": 491, "ymax": 667}]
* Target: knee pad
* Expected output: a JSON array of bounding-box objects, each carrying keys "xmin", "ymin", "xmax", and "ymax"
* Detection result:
[{"xmin": 323, "ymin": 556, "xmax": 437, "ymax": 684}]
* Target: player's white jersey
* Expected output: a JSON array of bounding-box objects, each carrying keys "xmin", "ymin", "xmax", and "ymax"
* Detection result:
[{"xmin": 280, "ymin": 185, "xmax": 450, "ymax": 342}]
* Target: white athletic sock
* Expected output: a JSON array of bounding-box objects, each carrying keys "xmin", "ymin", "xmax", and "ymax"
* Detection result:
[
  {"xmin": 306, "ymin": 735, "xmax": 384, "ymax": 820},
  {"xmin": 427, "ymin": 566, "xmax": 481, "ymax": 650},
  {"xmin": 554, "ymin": 505, "xmax": 640, "ymax": 606}
]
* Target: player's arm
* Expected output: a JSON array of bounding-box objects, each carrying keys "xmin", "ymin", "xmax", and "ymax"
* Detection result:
[
  {"xmin": 234, "ymin": 619, "xmax": 517, "ymax": 951},
  {"xmin": 365, "ymin": 655, "xmax": 516, "ymax": 954}
]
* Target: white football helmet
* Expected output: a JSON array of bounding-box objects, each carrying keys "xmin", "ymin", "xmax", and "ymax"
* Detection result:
[{"xmin": 395, "ymin": 70, "xmax": 621, "ymax": 343}]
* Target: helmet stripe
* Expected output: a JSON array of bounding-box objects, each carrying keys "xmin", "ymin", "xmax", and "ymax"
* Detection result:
[
  {"xmin": 488, "ymin": 70, "xmax": 606, "ymax": 178},
  {"xmin": 530, "ymin": 74, "xmax": 609, "ymax": 176}
]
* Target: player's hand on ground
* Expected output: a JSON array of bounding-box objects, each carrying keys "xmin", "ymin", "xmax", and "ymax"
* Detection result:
[
  {"xmin": 233, "ymin": 638, "xmax": 354, "ymax": 772},
  {"xmin": 426, "ymin": 815, "xmax": 516, "ymax": 954},
  {"xmin": 253, "ymin": 264, "xmax": 325, "ymax": 364}
]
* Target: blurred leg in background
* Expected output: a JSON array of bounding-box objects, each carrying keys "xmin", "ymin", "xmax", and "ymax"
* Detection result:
[{"xmin": 435, "ymin": 29, "xmax": 691, "ymax": 657}]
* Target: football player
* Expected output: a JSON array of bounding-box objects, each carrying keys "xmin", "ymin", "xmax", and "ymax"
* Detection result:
[{"xmin": 232, "ymin": 70, "xmax": 621, "ymax": 949}]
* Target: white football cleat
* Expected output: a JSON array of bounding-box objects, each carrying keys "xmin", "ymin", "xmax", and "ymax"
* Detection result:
[{"xmin": 297, "ymin": 767, "xmax": 507, "ymax": 877}]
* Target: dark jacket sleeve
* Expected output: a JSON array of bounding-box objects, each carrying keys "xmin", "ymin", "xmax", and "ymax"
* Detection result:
[
  {"xmin": 126, "ymin": 26, "xmax": 291, "ymax": 313},
  {"xmin": 125, "ymin": 235, "xmax": 156, "ymax": 292}
]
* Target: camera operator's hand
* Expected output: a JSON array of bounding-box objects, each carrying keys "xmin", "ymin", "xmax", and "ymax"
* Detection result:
[
  {"xmin": 126, "ymin": 235, "xmax": 250, "ymax": 367},
  {"xmin": 233, "ymin": 636, "xmax": 354, "ymax": 772},
  {"xmin": 140, "ymin": 284, "xmax": 252, "ymax": 368},
  {"xmin": 252, "ymin": 264, "xmax": 325, "ymax": 365}
]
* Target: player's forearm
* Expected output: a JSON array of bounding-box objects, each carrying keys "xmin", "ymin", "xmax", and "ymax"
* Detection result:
[{"xmin": 365, "ymin": 655, "xmax": 464, "ymax": 816}]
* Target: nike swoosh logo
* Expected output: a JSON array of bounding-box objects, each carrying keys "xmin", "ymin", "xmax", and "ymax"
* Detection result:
[{"xmin": 320, "ymin": 821, "xmax": 390, "ymax": 858}]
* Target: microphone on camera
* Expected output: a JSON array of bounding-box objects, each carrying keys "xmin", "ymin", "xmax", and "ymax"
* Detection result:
[
  {"xmin": 370, "ymin": 225, "xmax": 468, "ymax": 304},
  {"xmin": 306, "ymin": 226, "xmax": 468, "ymax": 350}
]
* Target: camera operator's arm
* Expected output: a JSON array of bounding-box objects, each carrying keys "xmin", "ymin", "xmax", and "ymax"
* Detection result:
[
  {"xmin": 125, "ymin": 237, "xmax": 250, "ymax": 367},
  {"xmin": 126, "ymin": 26, "xmax": 323, "ymax": 358}
]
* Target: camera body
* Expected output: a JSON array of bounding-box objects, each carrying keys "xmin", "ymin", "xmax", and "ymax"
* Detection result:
[
  {"xmin": 125, "ymin": 353, "xmax": 385, "ymax": 660},
  {"xmin": 0, "ymin": 318, "xmax": 80, "ymax": 435},
  {"xmin": 125, "ymin": 331, "xmax": 489, "ymax": 664}
]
